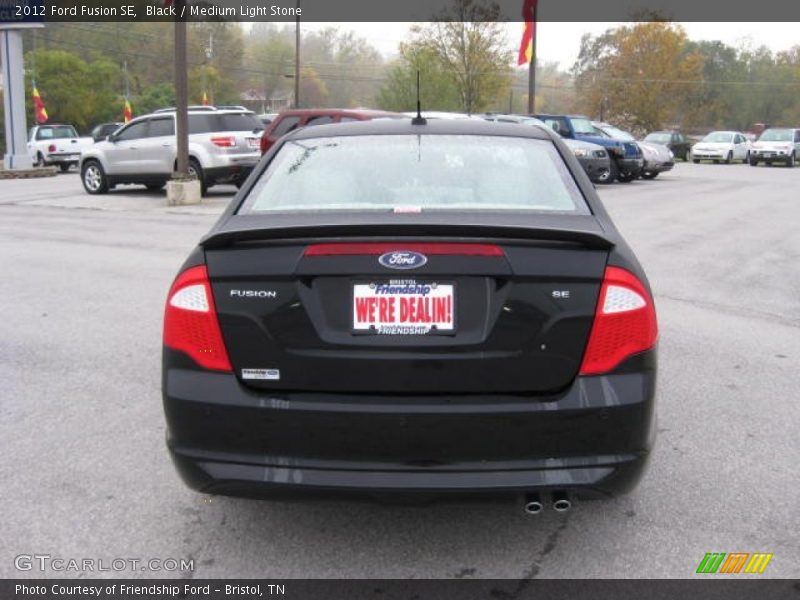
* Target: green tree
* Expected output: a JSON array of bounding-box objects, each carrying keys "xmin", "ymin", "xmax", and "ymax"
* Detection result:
[
  {"xmin": 377, "ymin": 43, "xmax": 461, "ymax": 111},
  {"xmin": 24, "ymin": 49, "xmax": 122, "ymax": 132},
  {"xmin": 135, "ymin": 83, "xmax": 175, "ymax": 116},
  {"xmin": 245, "ymin": 24, "xmax": 295, "ymax": 110},
  {"xmin": 298, "ymin": 67, "xmax": 329, "ymax": 107}
]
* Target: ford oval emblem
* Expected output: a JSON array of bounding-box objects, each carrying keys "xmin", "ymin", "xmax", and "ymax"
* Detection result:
[{"xmin": 378, "ymin": 250, "xmax": 428, "ymax": 270}]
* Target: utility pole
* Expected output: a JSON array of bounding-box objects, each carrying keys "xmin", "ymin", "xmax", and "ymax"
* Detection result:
[
  {"xmin": 526, "ymin": 1, "xmax": 538, "ymax": 115},
  {"xmin": 294, "ymin": 0, "xmax": 300, "ymax": 108},
  {"xmin": 174, "ymin": 0, "xmax": 188, "ymax": 177}
]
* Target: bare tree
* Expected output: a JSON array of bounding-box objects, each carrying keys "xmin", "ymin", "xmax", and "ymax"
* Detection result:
[{"xmin": 411, "ymin": 0, "xmax": 512, "ymax": 113}]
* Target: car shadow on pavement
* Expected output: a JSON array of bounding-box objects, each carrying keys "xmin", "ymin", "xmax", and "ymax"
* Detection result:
[{"xmin": 172, "ymin": 491, "xmax": 630, "ymax": 578}]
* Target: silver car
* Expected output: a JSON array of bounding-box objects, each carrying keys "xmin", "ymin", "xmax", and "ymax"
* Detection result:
[
  {"xmin": 80, "ymin": 108, "xmax": 264, "ymax": 195},
  {"xmin": 750, "ymin": 128, "xmax": 800, "ymax": 167}
]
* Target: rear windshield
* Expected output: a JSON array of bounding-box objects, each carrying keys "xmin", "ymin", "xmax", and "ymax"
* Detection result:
[
  {"xmin": 189, "ymin": 113, "xmax": 263, "ymax": 134},
  {"xmin": 702, "ymin": 132, "xmax": 733, "ymax": 143},
  {"xmin": 644, "ymin": 133, "xmax": 671, "ymax": 143},
  {"xmin": 239, "ymin": 134, "xmax": 589, "ymax": 215},
  {"xmin": 758, "ymin": 129, "xmax": 792, "ymax": 142},
  {"xmin": 600, "ymin": 126, "xmax": 635, "ymax": 141},
  {"xmin": 36, "ymin": 126, "xmax": 78, "ymax": 140}
]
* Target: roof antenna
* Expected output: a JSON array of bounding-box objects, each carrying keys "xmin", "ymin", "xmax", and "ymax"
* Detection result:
[{"xmin": 411, "ymin": 70, "xmax": 426, "ymax": 126}]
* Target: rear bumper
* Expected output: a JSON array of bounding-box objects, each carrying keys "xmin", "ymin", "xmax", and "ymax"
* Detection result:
[
  {"xmin": 163, "ymin": 352, "xmax": 657, "ymax": 500},
  {"xmin": 202, "ymin": 152, "xmax": 260, "ymax": 184},
  {"xmin": 751, "ymin": 150, "xmax": 792, "ymax": 161},
  {"xmin": 44, "ymin": 153, "xmax": 81, "ymax": 164},
  {"xmin": 644, "ymin": 160, "xmax": 674, "ymax": 173},
  {"xmin": 616, "ymin": 157, "xmax": 644, "ymax": 174},
  {"xmin": 576, "ymin": 156, "xmax": 611, "ymax": 181}
]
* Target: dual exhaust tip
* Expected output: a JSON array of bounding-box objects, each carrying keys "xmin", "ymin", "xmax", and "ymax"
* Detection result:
[{"xmin": 524, "ymin": 491, "xmax": 571, "ymax": 514}]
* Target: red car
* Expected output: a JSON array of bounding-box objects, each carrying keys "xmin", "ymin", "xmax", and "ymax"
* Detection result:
[{"xmin": 260, "ymin": 108, "xmax": 402, "ymax": 154}]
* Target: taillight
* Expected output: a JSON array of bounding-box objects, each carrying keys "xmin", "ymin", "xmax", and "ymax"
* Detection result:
[
  {"xmin": 48, "ymin": 144, "xmax": 56, "ymax": 152},
  {"xmin": 163, "ymin": 265, "xmax": 232, "ymax": 372},
  {"xmin": 259, "ymin": 134, "xmax": 270, "ymax": 155},
  {"xmin": 210, "ymin": 136, "xmax": 236, "ymax": 148},
  {"xmin": 579, "ymin": 266, "xmax": 657, "ymax": 375}
]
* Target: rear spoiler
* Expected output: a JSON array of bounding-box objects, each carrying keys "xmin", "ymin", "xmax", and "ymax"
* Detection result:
[{"xmin": 201, "ymin": 217, "xmax": 615, "ymax": 251}]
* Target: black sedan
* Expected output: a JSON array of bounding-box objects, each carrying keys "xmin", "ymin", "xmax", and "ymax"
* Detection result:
[{"xmin": 162, "ymin": 118, "xmax": 658, "ymax": 512}]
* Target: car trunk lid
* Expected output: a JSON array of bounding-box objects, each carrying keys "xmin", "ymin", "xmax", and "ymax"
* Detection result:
[{"xmin": 204, "ymin": 223, "xmax": 611, "ymax": 394}]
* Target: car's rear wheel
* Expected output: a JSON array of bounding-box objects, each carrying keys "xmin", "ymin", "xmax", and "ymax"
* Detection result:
[
  {"xmin": 81, "ymin": 160, "xmax": 109, "ymax": 194},
  {"xmin": 59, "ymin": 163, "xmax": 71, "ymax": 173}
]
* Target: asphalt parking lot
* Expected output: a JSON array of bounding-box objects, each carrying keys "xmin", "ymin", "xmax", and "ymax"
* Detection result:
[{"xmin": 1, "ymin": 163, "xmax": 798, "ymax": 579}]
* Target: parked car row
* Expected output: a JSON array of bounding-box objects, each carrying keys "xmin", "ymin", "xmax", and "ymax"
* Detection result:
[
  {"xmin": 61, "ymin": 102, "xmax": 800, "ymax": 198},
  {"xmin": 645, "ymin": 127, "xmax": 800, "ymax": 167}
]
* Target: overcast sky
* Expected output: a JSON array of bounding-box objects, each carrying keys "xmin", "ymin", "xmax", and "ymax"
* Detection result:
[{"xmin": 299, "ymin": 22, "xmax": 800, "ymax": 70}]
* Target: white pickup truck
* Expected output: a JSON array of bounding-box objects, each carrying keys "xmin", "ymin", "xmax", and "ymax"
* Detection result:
[{"xmin": 28, "ymin": 125, "xmax": 95, "ymax": 172}]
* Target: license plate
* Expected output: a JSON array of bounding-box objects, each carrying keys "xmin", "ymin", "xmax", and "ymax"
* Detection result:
[
  {"xmin": 246, "ymin": 137, "xmax": 260, "ymax": 149},
  {"xmin": 353, "ymin": 281, "xmax": 455, "ymax": 335}
]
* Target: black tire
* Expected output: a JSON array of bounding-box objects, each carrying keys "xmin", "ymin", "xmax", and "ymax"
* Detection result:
[
  {"xmin": 35, "ymin": 152, "xmax": 46, "ymax": 168},
  {"xmin": 692, "ymin": 159, "xmax": 700, "ymax": 164},
  {"xmin": 724, "ymin": 151, "xmax": 732, "ymax": 165},
  {"xmin": 594, "ymin": 164, "xmax": 614, "ymax": 184},
  {"xmin": 787, "ymin": 153, "xmax": 795, "ymax": 168},
  {"xmin": 641, "ymin": 171, "xmax": 658, "ymax": 179},
  {"xmin": 187, "ymin": 158, "xmax": 208, "ymax": 196},
  {"xmin": 750, "ymin": 157, "xmax": 758, "ymax": 166},
  {"xmin": 81, "ymin": 160, "xmax": 109, "ymax": 194},
  {"xmin": 617, "ymin": 171, "xmax": 636, "ymax": 183},
  {"xmin": 608, "ymin": 159, "xmax": 620, "ymax": 184},
  {"xmin": 146, "ymin": 183, "xmax": 165, "ymax": 191},
  {"xmin": 59, "ymin": 163, "xmax": 71, "ymax": 172}
]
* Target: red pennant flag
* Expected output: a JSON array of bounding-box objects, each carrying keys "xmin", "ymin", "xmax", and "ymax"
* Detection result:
[
  {"xmin": 32, "ymin": 87, "xmax": 49, "ymax": 124},
  {"xmin": 123, "ymin": 99, "xmax": 133, "ymax": 123},
  {"xmin": 517, "ymin": 0, "xmax": 537, "ymax": 66}
]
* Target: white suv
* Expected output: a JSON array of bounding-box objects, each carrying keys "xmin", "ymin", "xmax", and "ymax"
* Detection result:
[{"xmin": 80, "ymin": 107, "xmax": 263, "ymax": 195}]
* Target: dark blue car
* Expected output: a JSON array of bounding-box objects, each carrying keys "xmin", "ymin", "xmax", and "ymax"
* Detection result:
[{"xmin": 535, "ymin": 114, "xmax": 644, "ymax": 183}]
